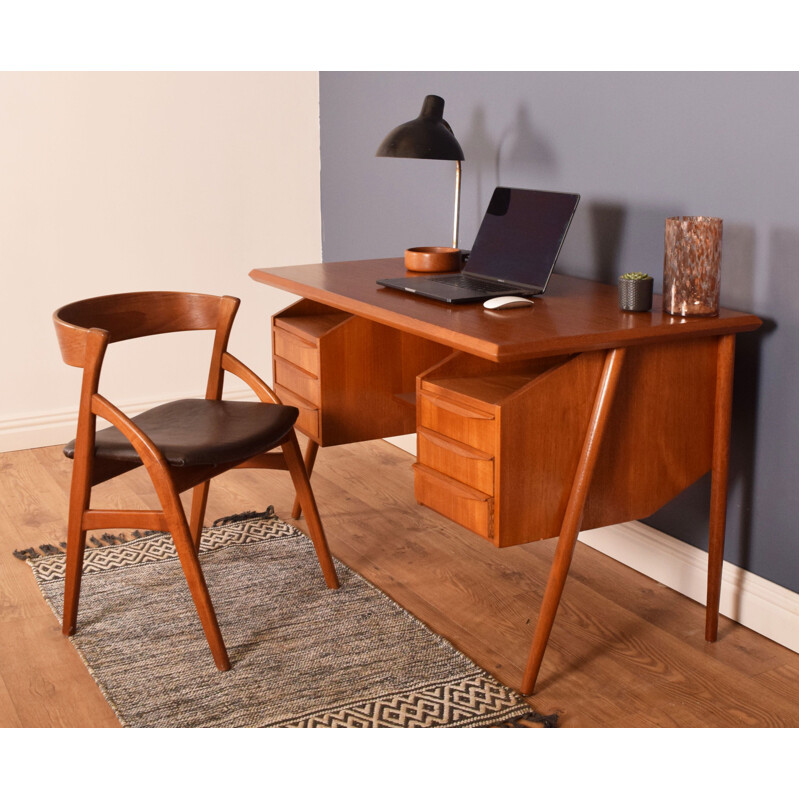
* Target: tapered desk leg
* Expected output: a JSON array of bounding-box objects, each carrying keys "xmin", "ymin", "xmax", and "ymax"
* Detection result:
[
  {"xmin": 706, "ymin": 334, "xmax": 735, "ymax": 641},
  {"xmin": 521, "ymin": 347, "xmax": 626, "ymax": 695},
  {"xmin": 291, "ymin": 439, "xmax": 319, "ymax": 519}
]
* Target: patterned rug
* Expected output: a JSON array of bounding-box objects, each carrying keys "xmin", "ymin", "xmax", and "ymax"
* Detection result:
[{"xmin": 22, "ymin": 509, "xmax": 554, "ymax": 728}]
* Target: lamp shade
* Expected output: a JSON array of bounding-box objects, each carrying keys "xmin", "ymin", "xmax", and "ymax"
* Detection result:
[{"xmin": 376, "ymin": 95, "xmax": 465, "ymax": 161}]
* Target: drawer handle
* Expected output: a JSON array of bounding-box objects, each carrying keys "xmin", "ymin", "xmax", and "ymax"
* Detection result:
[
  {"xmin": 420, "ymin": 393, "xmax": 494, "ymax": 420},
  {"xmin": 413, "ymin": 463, "xmax": 491, "ymax": 500},
  {"xmin": 418, "ymin": 427, "xmax": 493, "ymax": 461},
  {"xmin": 274, "ymin": 383, "xmax": 318, "ymax": 411},
  {"xmin": 274, "ymin": 355, "xmax": 318, "ymax": 380},
  {"xmin": 281, "ymin": 334, "xmax": 317, "ymax": 350}
]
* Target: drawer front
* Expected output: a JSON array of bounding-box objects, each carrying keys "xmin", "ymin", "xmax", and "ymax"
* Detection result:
[
  {"xmin": 413, "ymin": 463, "xmax": 493, "ymax": 540},
  {"xmin": 417, "ymin": 426, "xmax": 494, "ymax": 495},
  {"xmin": 274, "ymin": 357, "xmax": 321, "ymax": 406},
  {"xmin": 418, "ymin": 390, "xmax": 496, "ymax": 453},
  {"xmin": 273, "ymin": 327, "xmax": 320, "ymax": 377},
  {"xmin": 274, "ymin": 383, "xmax": 320, "ymax": 441}
]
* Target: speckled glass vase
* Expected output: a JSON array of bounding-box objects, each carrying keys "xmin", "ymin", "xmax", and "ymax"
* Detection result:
[{"xmin": 663, "ymin": 216, "xmax": 722, "ymax": 317}]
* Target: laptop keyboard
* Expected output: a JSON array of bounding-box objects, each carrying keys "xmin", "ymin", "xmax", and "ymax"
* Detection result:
[{"xmin": 429, "ymin": 274, "xmax": 504, "ymax": 292}]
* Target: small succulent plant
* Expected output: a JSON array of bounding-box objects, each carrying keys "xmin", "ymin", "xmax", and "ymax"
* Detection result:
[{"xmin": 618, "ymin": 270, "xmax": 654, "ymax": 311}]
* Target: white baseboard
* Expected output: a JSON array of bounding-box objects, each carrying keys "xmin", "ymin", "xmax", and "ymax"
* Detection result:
[
  {"xmin": 579, "ymin": 521, "xmax": 799, "ymax": 652},
  {"xmin": 383, "ymin": 433, "xmax": 416, "ymax": 455},
  {"xmin": 0, "ymin": 388, "xmax": 256, "ymax": 454},
  {"xmin": 383, "ymin": 435, "xmax": 798, "ymax": 652}
]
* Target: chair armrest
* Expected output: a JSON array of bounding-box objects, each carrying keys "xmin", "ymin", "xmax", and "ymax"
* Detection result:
[
  {"xmin": 221, "ymin": 352, "xmax": 282, "ymax": 405},
  {"xmin": 91, "ymin": 394, "xmax": 167, "ymax": 470}
]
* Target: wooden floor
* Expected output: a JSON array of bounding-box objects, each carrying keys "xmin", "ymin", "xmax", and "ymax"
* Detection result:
[{"xmin": 0, "ymin": 438, "xmax": 796, "ymax": 728}]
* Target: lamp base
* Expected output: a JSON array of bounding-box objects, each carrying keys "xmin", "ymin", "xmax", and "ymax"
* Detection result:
[{"xmin": 404, "ymin": 247, "xmax": 461, "ymax": 273}]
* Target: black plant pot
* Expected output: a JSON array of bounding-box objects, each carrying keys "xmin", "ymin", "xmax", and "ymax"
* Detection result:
[{"xmin": 618, "ymin": 277, "xmax": 653, "ymax": 312}]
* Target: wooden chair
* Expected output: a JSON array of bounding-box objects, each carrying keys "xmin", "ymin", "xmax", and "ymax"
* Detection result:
[{"xmin": 53, "ymin": 291, "xmax": 339, "ymax": 671}]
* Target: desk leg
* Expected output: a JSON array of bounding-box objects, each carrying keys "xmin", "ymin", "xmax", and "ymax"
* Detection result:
[
  {"xmin": 521, "ymin": 347, "xmax": 626, "ymax": 695},
  {"xmin": 291, "ymin": 439, "xmax": 319, "ymax": 519},
  {"xmin": 706, "ymin": 334, "xmax": 735, "ymax": 641}
]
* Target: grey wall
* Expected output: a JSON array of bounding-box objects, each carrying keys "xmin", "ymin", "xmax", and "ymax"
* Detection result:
[{"xmin": 319, "ymin": 71, "xmax": 798, "ymax": 593}]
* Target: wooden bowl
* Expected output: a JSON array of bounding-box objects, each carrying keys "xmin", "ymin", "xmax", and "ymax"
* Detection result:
[{"xmin": 404, "ymin": 246, "xmax": 461, "ymax": 273}]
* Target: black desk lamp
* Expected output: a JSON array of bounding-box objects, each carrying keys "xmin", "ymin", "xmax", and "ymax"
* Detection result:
[{"xmin": 376, "ymin": 95, "xmax": 465, "ymax": 271}]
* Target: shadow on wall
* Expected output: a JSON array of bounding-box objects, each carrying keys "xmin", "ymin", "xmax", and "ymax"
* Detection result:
[
  {"xmin": 588, "ymin": 202, "xmax": 626, "ymax": 285},
  {"xmin": 558, "ymin": 201, "xmax": 675, "ymax": 287},
  {"xmin": 496, "ymin": 106, "xmax": 558, "ymax": 186},
  {"xmin": 561, "ymin": 211, "xmax": 765, "ymax": 299},
  {"xmin": 721, "ymin": 224, "xmax": 763, "ymax": 603},
  {"xmin": 722, "ymin": 224, "xmax": 757, "ymax": 313},
  {"xmin": 728, "ymin": 321, "xmax": 767, "ymax": 614},
  {"xmin": 723, "ymin": 226, "xmax": 797, "ymax": 596},
  {"xmin": 459, "ymin": 104, "xmax": 558, "ymax": 227},
  {"xmin": 459, "ymin": 106, "xmax": 498, "ymax": 225}
]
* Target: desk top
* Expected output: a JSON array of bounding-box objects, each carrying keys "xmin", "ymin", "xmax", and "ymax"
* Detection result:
[{"xmin": 249, "ymin": 258, "xmax": 762, "ymax": 362}]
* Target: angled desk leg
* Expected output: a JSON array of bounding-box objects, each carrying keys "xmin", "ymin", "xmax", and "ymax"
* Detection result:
[
  {"xmin": 521, "ymin": 347, "xmax": 627, "ymax": 695},
  {"xmin": 291, "ymin": 439, "xmax": 320, "ymax": 519},
  {"xmin": 706, "ymin": 334, "xmax": 736, "ymax": 641}
]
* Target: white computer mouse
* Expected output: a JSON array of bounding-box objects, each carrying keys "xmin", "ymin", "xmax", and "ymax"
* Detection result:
[{"xmin": 482, "ymin": 296, "xmax": 535, "ymax": 310}]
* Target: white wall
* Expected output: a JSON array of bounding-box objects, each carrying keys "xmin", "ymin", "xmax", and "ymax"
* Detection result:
[{"xmin": 0, "ymin": 72, "xmax": 320, "ymax": 451}]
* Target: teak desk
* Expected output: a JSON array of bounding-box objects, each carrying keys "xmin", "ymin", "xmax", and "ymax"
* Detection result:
[{"xmin": 250, "ymin": 258, "xmax": 762, "ymax": 693}]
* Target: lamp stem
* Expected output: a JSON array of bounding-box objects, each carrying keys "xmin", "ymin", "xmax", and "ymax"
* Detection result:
[{"xmin": 452, "ymin": 160, "xmax": 462, "ymax": 249}]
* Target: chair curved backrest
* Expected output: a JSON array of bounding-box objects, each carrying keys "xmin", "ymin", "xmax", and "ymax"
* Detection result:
[{"xmin": 53, "ymin": 291, "xmax": 233, "ymax": 368}]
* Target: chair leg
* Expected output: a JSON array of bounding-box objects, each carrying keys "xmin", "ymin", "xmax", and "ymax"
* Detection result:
[
  {"xmin": 62, "ymin": 514, "xmax": 87, "ymax": 636},
  {"xmin": 62, "ymin": 455, "xmax": 92, "ymax": 636},
  {"xmin": 189, "ymin": 481, "xmax": 211, "ymax": 551},
  {"xmin": 161, "ymin": 490, "xmax": 231, "ymax": 671},
  {"xmin": 282, "ymin": 432, "xmax": 339, "ymax": 589},
  {"xmin": 291, "ymin": 439, "xmax": 319, "ymax": 519}
]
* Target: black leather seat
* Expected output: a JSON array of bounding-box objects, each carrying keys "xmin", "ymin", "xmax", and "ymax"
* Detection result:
[{"xmin": 64, "ymin": 399, "xmax": 299, "ymax": 467}]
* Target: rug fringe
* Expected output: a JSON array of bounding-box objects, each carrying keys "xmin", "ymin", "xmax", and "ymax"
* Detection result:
[
  {"xmin": 12, "ymin": 547, "xmax": 40, "ymax": 561},
  {"xmin": 12, "ymin": 529, "xmax": 158, "ymax": 560},
  {"xmin": 14, "ymin": 509, "xmax": 277, "ymax": 561},
  {"xmin": 212, "ymin": 507, "xmax": 273, "ymax": 527},
  {"xmin": 499, "ymin": 710, "xmax": 560, "ymax": 728}
]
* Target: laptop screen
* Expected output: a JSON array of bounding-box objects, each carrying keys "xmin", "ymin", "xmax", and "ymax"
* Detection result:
[{"xmin": 465, "ymin": 187, "xmax": 580, "ymax": 289}]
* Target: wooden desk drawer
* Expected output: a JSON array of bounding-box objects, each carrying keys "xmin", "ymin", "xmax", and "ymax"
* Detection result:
[
  {"xmin": 413, "ymin": 463, "xmax": 493, "ymax": 540},
  {"xmin": 274, "ymin": 383, "xmax": 320, "ymax": 440},
  {"xmin": 417, "ymin": 426, "xmax": 494, "ymax": 495},
  {"xmin": 418, "ymin": 390, "xmax": 496, "ymax": 453},
  {"xmin": 274, "ymin": 357, "xmax": 320, "ymax": 406},
  {"xmin": 274, "ymin": 328, "xmax": 320, "ymax": 376}
]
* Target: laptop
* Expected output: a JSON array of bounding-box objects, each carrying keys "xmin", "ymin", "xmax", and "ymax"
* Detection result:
[{"xmin": 377, "ymin": 187, "xmax": 580, "ymax": 304}]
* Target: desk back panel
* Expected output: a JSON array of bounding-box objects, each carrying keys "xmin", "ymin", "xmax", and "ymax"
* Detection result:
[{"xmin": 582, "ymin": 337, "xmax": 717, "ymax": 529}]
